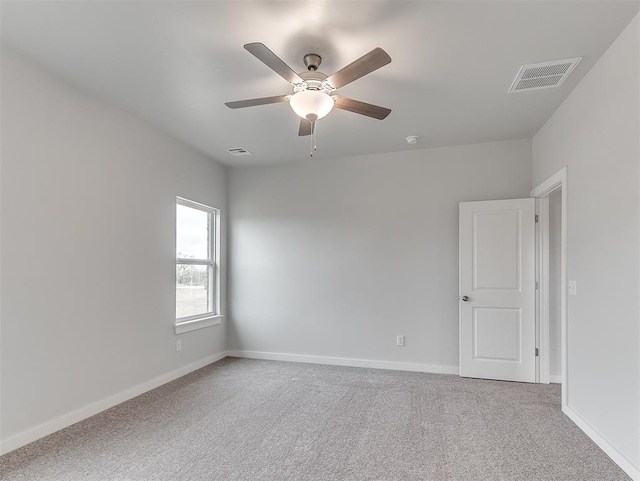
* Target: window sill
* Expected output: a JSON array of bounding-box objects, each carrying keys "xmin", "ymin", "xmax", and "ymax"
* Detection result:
[{"xmin": 175, "ymin": 315, "xmax": 223, "ymax": 334}]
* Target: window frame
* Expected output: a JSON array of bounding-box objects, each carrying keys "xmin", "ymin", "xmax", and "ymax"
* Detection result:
[{"xmin": 175, "ymin": 197, "xmax": 222, "ymax": 334}]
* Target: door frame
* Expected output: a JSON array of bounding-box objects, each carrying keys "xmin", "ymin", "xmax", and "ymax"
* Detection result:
[{"xmin": 531, "ymin": 167, "xmax": 567, "ymax": 408}]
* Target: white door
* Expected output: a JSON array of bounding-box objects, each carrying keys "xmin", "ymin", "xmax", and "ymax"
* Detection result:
[{"xmin": 459, "ymin": 199, "xmax": 536, "ymax": 383}]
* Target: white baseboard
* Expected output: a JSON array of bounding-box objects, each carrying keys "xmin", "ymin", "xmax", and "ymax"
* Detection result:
[
  {"xmin": 549, "ymin": 374, "xmax": 562, "ymax": 384},
  {"xmin": 226, "ymin": 350, "xmax": 459, "ymax": 375},
  {"xmin": 563, "ymin": 405, "xmax": 639, "ymax": 480},
  {"xmin": 0, "ymin": 351, "xmax": 227, "ymax": 456}
]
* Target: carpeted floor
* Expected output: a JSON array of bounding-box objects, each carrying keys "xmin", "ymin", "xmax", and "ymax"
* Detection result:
[{"xmin": 0, "ymin": 357, "xmax": 630, "ymax": 480}]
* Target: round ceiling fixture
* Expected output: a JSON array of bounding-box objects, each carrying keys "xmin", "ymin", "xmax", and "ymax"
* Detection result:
[
  {"xmin": 406, "ymin": 135, "xmax": 419, "ymax": 144},
  {"xmin": 289, "ymin": 90, "xmax": 335, "ymax": 121}
]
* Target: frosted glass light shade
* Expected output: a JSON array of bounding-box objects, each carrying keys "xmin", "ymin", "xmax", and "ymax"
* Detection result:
[{"xmin": 290, "ymin": 90, "xmax": 334, "ymax": 120}]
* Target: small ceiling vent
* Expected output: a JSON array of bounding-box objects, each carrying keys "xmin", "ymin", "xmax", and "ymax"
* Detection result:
[
  {"xmin": 226, "ymin": 147, "xmax": 252, "ymax": 156},
  {"xmin": 509, "ymin": 57, "xmax": 582, "ymax": 93}
]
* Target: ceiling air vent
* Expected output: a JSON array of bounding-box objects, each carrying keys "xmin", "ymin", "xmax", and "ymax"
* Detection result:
[
  {"xmin": 226, "ymin": 147, "xmax": 252, "ymax": 156},
  {"xmin": 509, "ymin": 57, "xmax": 582, "ymax": 93}
]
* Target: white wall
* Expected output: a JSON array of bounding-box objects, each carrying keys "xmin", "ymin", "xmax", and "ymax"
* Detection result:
[
  {"xmin": 532, "ymin": 14, "xmax": 639, "ymax": 476},
  {"xmin": 228, "ymin": 139, "xmax": 532, "ymax": 370},
  {"xmin": 548, "ymin": 190, "xmax": 561, "ymax": 379},
  {"xmin": 0, "ymin": 49, "xmax": 227, "ymax": 450}
]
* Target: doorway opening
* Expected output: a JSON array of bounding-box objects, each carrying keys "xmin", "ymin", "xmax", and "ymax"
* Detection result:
[{"xmin": 531, "ymin": 167, "xmax": 567, "ymax": 407}]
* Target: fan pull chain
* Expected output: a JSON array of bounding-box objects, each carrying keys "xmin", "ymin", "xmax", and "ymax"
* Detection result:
[
  {"xmin": 313, "ymin": 120, "xmax": 318, "ymax": 152},
  {"xmin": 309, "ymin": 119, "xmax": 317, "ymax": 157}
]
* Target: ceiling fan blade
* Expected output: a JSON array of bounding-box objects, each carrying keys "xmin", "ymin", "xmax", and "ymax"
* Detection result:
[
  {"xmin": 244, "ymin": 42, "xmax": 303, "ymax": 84},
  {"xmin": 298, "ymin": 119, "xmax": 315, "ymax": 136},
  {"xmin": 333, "ymin": 97, "xmax": 391, "ymax": 120},
  {"xmin": 326, "ymin": 48, "xmax": 391, "ymax": 89},
  {"xmin": 225, "ymin": 95, "xmax": 290, "ymax": 109}
]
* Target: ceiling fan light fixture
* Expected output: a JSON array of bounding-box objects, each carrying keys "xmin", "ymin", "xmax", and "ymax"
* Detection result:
[
  {"xmin": 289, "ymin": 90, "xmax": 334, "ymax": 120},
  {"xmin": 225, "ymin": 43, "xmax": 392, "ymax": 158}
]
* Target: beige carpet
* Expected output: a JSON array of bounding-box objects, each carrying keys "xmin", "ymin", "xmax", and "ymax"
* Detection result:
[{"xmin": 0, "ymin": 357, "xmax": 630, "ymax": 480}]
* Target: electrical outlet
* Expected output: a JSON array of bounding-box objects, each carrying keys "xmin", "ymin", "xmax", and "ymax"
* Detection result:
[
  {"xmin": 176, "ymin": 339, "xmax": 182, "ymax": 352},
  {"xmin": 396, "ymin": 335, "xmax": 405, "ymax": 347}
]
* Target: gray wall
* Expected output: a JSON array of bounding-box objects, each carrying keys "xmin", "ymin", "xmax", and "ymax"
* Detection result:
[
  {"xmin": 0, "ymin": 50, "xmax": 227, "ymax": 444},
  {"xmin": 228, "ymin": 139, "xmax": 532, "ymax": 369},
  {"xmin": 532, "ymin": 14, "xmax": 639, "ymax": 471}
]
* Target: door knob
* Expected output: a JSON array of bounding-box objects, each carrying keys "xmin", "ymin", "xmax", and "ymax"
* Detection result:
[{"xmin": 461, "ymin": 295, "xmax": 470, "ymax": 302}]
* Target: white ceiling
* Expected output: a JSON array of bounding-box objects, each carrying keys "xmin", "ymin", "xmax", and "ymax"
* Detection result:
[{"xmin": 2, "ymin": 1, "xmax": 638, "ymax": 166}]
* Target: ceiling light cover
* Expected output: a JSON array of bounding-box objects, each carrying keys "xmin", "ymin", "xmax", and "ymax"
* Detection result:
[{"xmin": 290, "ymin": 90, "xmax": 334, "ymax": 120}]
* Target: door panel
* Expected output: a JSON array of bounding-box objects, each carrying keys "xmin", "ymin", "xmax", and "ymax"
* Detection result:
[
  {"xmin": 473, "ymin": 307, "xmax": 521, "ymax": 361},
  {"xmin": 460, "ymin": 199, "xmax": 535, "ymax": 382},
  {"xmin": 473, "ymin": 211, "xmax": 520, "ymax": 289}
]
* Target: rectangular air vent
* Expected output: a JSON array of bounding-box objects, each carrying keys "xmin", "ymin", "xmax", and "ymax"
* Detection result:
[
  {"xmin": 226, "ymin": 147, "xmax": 252, "ymax": 156},
  {"xmin": 509, "ymin": 57, "xmax": 582, "ymax": 93}
]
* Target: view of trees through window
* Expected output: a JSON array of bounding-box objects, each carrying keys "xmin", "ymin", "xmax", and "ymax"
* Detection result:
[{"xmin": 176, "ymin": 264, "xmax": 210, "ymax": 319}]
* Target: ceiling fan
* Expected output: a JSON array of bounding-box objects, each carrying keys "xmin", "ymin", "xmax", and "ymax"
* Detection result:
[{"xmin": 225, "ymin": 42, "xmax": 392, "ymax": 156}]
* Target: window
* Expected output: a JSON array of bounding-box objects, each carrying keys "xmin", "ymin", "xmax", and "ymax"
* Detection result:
[{"xmin": 175, "ymin": 197, "xmax": 221, "ymax": 333}]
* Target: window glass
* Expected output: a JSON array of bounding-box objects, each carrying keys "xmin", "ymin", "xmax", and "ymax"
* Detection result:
[
  {"xmin": 176, "ymin": 204, "xmax": 209, "ymax": 260},
  {"xmin": 176, "ymin": 264, "xmax": 210, "ymax": 319}
]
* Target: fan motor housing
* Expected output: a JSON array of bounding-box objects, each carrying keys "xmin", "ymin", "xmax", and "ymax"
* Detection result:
[{"xmin": 294, "ymin": 71, "xmax": 334, "ymax": 94}]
